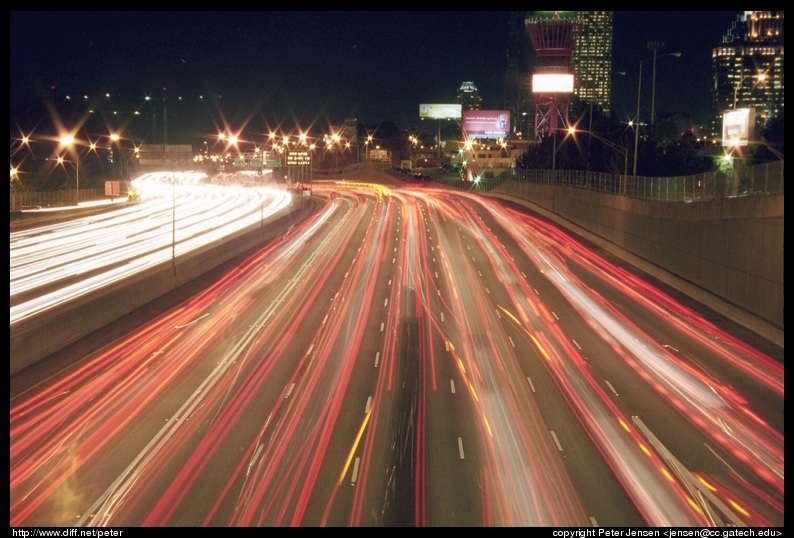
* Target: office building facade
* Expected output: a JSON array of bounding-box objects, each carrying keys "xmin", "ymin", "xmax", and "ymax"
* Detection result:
[
  {"xmin": 710, "ymin": 11, "xmax": 784, "ymax": 137},
  {"xmin": 570, "ymin": 11, "xmax": 615, "ymax": 115}
]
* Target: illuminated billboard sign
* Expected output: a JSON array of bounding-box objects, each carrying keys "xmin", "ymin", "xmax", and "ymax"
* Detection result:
[
  {"xmin": 419, "ymin": 103, "xmax": 462, "ymax": 119},
  {"xmin": 462, "ymin": 110, "xmax": 510, "ymax": 139},
  {"xmin": 532, "ymin": 73, "xmax": 574, "ymax": 93},
  {"xmin": 722, "ymin": 108, "xmax": 755, "ymax": 148}
]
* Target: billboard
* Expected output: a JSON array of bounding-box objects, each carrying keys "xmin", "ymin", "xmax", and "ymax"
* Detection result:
[
  {"xmin": 532, "ymin": 73, "xmax": 574, "ymax": 93},
  {"xmin": 722, "ymin": 108, "xmax": 755, "ymax": 148},
  {"xmin": 462, "ymin": 110, "xmax": 510, "ymax": 139},
  {"xmin": 419, "ymin": 103, "xmax": 462, "ymax": 119}
]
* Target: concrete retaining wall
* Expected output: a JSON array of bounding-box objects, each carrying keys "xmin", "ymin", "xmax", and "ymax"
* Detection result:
[
  {"xmin": 10, "ymin": 194, "xmax": 318, "ymax": 375},
  {"xmin": 489, "ymin": 181, "xmax": 784, "ymax": 348}
]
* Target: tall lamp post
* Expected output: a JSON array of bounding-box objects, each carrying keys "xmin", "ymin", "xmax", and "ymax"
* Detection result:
[
  {"xmin": 552, "ymin": 128, "xmax": 573, "ymax": 171},
  {"xmin": 632, "ymin": 49, "xmax": 681, "ymax": 176},
  {"xmin": 733, "ymin": 72, "xmax": 767, "ymax": 109},
  {"xmin": 409, "ymin": 135, "xmax": 418, "ymax": 167},
  {"xmin": 648, "ymin": 41, "xmax": 664, "ymax": 126},
  {"xmin": 309, "ymin": 142, "xmax": 316, "ymax": 185},
  {"xmin": 728, "ymin": 72, "xmax": 768, "ymax": 197},
  {"xmin": 58, "ymin": 135, "xmax": 80, "ymax": 205},
  {"xmin": 109, "ymin": 132, "xmax": 122, "ymax": 179}
]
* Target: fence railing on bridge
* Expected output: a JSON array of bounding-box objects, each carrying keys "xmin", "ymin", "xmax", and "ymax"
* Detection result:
[
  {"xmin": 511, "ymin": 160, "xmax": 784, "ymax": 202},
  {"xmin": 10, "ymin": 188, "xmax": 107, "ymax": 212},
  {"xmin": 10, "ymin": 161, "xmax": 784, "ymax": 211}
]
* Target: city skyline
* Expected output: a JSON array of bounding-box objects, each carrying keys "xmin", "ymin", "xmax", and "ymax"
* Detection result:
[{"xmin": 11, "ymin": 11, "xmax": 742, "ymax": 135}]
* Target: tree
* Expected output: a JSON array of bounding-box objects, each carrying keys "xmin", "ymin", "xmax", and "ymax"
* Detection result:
[{"xmin": 755, "ymin": 116, "xmax": 785, "ymax": 162}]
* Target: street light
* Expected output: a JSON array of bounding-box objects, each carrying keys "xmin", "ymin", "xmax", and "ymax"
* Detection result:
[
  {"xmin": 109, "ymin": 132, "xmax": 123, "ymax": 179},
  {"xmin": 632, "ymin": 49, "xmax": 681, "ymax": 176},
  {"xmin": 58, "ymin": 135, "xmax": 80, "ymax": 204},
  {"xmin": 409, "ymin": 134, "xmax": 418, "ymax": 167},
  {"xmin": 309, "ymin": 142, "xmax": 316, "ymax": 185},
  {"xmin": 365, "ymin": 134, "xmax": 373, "ymax": 162},
  {"xmin": 552, "ymin": 128, "xmax": 575, "ymax": 171},
  {"xmin": 733, "ymin": 72, "xmax": 767, "ymax": 109}
]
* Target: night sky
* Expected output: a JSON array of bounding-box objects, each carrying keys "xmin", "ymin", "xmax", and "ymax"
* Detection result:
[{"xmin": 11, "ymin": 11, "xmax": 742, "ymax": 137}]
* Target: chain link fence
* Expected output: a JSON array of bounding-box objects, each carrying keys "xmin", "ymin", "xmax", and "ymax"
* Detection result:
[
  {"xmin": 10, "ymin": 188, "xmax": 108, "ymax": 212},
  {"xmin": 10, "ymin": 161, "xmax": 783, "ymax": 211},
  {"xmin": 512, "ymin": 160, "xmax": 783, "ymax": 202}
]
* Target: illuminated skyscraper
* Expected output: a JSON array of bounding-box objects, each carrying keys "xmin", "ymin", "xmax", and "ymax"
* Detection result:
[
  {"xmin": 456, "ymin": 81, "xmax": 483, "ymax": 111},
  {"xmin": 711, "ymin": 11, "xmax": 784, "ymax": 136},
  {"xmin": 570, "ymin": 11, "xmax": 615, "ymax": 114}
]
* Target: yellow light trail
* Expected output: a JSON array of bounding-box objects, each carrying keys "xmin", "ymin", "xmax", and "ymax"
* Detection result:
[{"xmin": 338, "ymin": 408, "xmax": 372, "ymax": 485}]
